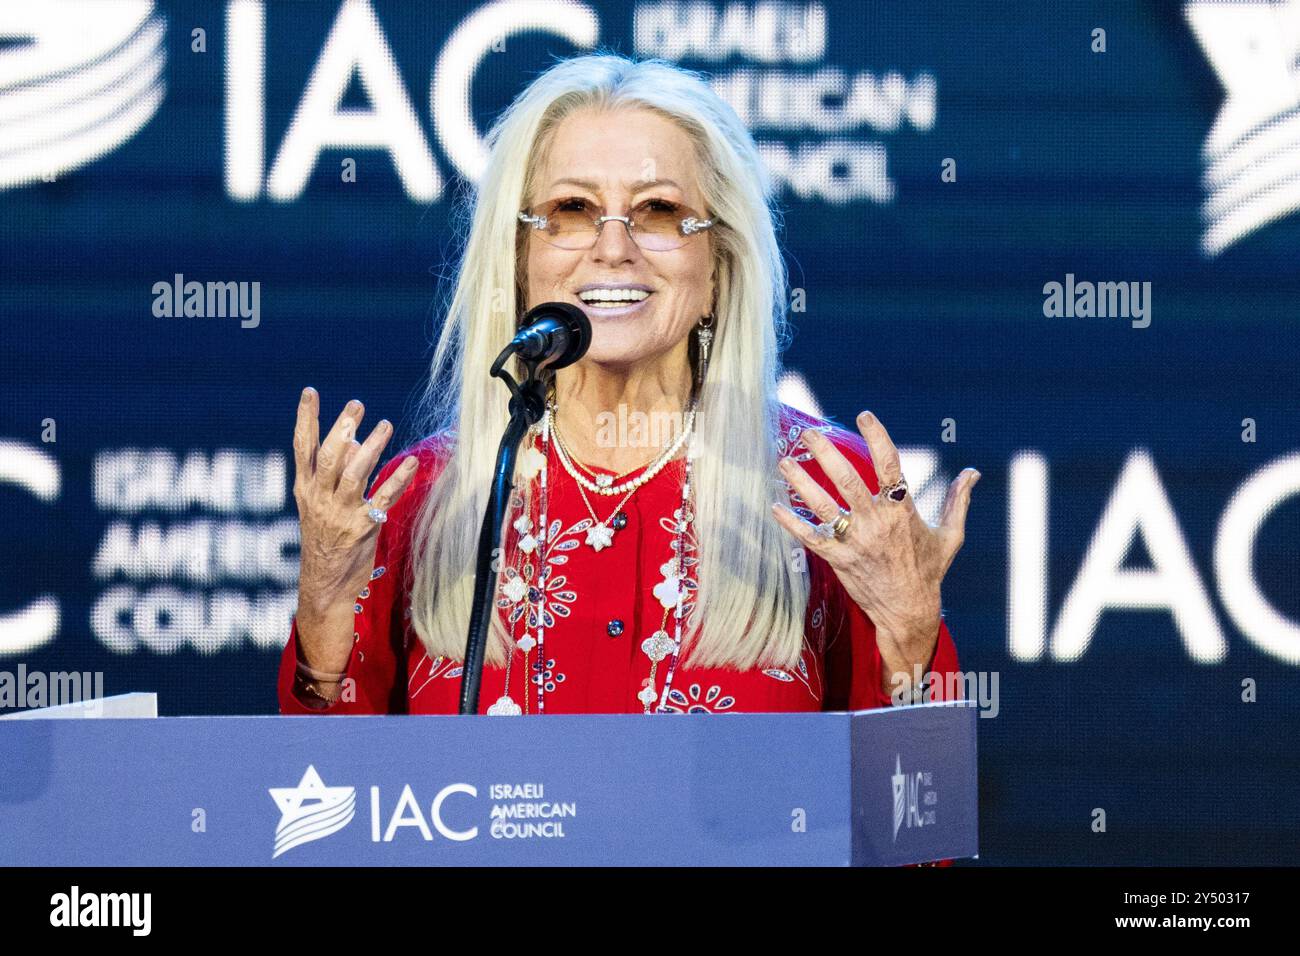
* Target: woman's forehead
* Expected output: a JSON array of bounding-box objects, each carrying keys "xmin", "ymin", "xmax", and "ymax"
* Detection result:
[{"xmin": 537, "ymin": 108, "xmax": 703, "ymax": 202}]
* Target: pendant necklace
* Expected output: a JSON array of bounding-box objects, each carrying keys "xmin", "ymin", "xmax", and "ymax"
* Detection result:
[{"xmin": 550, "ymin": 399, "xmax": 696, "ymax": 552}]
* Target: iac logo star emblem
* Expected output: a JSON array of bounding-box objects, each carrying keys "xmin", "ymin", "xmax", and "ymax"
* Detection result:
[
  {"xmin": 268, "ymin": 765, "xmax": 356, "ymax": 859},
  {"xmin": 0, "ymin": 1, "xmax": 168, "ymax": 190},
  {"xmin": 891, "ymin": 754, "xmax": 907, "ymax": 842},
  {"xmin": 1185, "ymin": 0, "xmax": 1300, "ymax": 255}
]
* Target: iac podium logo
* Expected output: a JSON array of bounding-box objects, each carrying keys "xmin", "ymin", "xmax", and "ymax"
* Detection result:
[
  {"xmin": 268, "ymin": 765, "xmax": 357, "ymax": 859},
  {"xmin": 0, "ymin": 0, "xmax": 167, "ymax": 189},
  {"xmin": 268, "ymin": 767, "xmax": 575, "ymax": 859},
  {"xmin": 891, "ymin": 754, "xmax": 937, "ymax": 842}
]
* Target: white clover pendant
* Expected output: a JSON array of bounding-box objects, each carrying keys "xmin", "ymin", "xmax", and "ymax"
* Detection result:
[
  {"xmin": 517, "ymin": 532, "xmax": 537, "ymax": 554},
  {"xmin": 637, "ymin": 686, "xmax": 659, "ymax": 706},
  {"xmin": 516, "ymin": 634, "xmax": 536, "ymax": 653},
  {"xmin": 487, "ymin": 695, "xmax": 522, "ymax": 716},
  {"xmin": 502, "ymin": 576, "xmax": 526, "ymax": 604},
  {"xmin": 519, "ymin": 446, "xmax": 546, "ymax": 479},
  {"xmin": 513, "ymin": 515, "xmax": 533, "ymax": 535},
  {"xmin": 641, "ymin": 630, "xmax": 676, "ymax": 662},
  {"xmin": 653, "ymin": 575, "xmax": 683, "ymax": 609},
  {"xmin": 585, "ymin": 522, "xmax": 614, "ymax": 551}
]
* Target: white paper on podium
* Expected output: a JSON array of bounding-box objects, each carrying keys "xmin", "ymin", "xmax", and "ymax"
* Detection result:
[{"xmin": 0, "ymin": 692, "xmax": 158, "ymax": 719}]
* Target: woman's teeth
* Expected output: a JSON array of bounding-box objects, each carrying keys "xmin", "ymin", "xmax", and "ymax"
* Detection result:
[{"xmin": 579, "ymin": 288, "xmax": 650, "ymax": 307}]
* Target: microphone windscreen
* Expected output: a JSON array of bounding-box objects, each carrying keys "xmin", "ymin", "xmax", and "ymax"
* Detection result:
[{"xmin": 519, "ymin": 301, "xmax": 591, "ymax": 369}]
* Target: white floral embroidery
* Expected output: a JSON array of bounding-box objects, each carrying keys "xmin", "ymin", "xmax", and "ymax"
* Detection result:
[
  {"xmin": 776, "ymin": 423, "xmax": 834, "ymax": 521},
  {"xmin": 661, "ymin": 682, "xmax": 735, "ymax": 713},
  {"xmin": 408, "ymin": 652, "xmax": 459, "ymax": 700},
  {"xmin": 495, "ymin": 518, "xmax": 585, "ymax": 629}
]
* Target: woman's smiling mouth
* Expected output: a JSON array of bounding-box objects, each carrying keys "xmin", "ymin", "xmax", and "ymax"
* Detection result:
[{"xmin": 575, "ymin": 283, "xmax": 655, "ymax": 317}]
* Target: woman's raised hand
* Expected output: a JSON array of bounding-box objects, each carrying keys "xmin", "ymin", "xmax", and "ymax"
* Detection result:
[
  {"xmin": 771, "ymin": 412, "xmax": 978, "ymax": 693},
  {"xmin": 291, "ymin": 387, "xmax": 419, "ymax": 674}
]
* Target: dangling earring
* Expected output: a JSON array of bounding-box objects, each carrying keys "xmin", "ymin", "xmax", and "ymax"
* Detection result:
[{"xmin": 696, "ymin": 313, "xmax": 715, "ymax": 386}]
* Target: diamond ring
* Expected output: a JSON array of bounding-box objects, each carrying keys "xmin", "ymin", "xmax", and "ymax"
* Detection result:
[{"xmin": 816, "ymin": 507, "xmax": 852, "ymax": 541}]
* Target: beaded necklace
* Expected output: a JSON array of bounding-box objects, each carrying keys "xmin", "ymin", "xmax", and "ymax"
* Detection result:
[{"xmin": 487, "ymin": 399, "xmax": 697, "ymax": 715}]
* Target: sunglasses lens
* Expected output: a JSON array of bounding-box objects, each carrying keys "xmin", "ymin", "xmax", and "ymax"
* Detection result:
[
  {"xmin": 525, "ymin": 198, "xmax": 708, "ymax": 251},
  {"xmin": 630, "ymin": 201, "xmax": 690, "ymax": 250},
  {"xmin": 542, "ymin": 199, "xmax": 600, "ymax": 249}
]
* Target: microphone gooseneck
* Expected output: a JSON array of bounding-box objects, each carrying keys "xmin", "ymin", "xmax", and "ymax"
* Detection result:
[{"xmin": 460, "ymin": 302, "xmax": 592, "ymax": 715}]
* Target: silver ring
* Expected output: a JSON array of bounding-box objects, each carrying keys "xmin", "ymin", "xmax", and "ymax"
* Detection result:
[
  {"xmin": 366, "ymin": 500, "xmax": 388, "ymax": 524},
  {"xmin": 879, "ymin": 477, "xmax": 909, "ymax": 503}
]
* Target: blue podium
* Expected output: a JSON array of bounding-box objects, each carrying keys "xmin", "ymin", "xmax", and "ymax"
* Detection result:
[{"xmin": 0, "ymin": 702, "xmax": 978, "ymax": 866}]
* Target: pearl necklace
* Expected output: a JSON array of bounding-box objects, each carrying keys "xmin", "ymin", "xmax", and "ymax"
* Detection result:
[
  {"xmin": 557, "ymin": 437, "xmax": 659, "ymax": 489},
  {"xmin": 550, "ymin": 402, "xmax": 697, "ymax": 496}
]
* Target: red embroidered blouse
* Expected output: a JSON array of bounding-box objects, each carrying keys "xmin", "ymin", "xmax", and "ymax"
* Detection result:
[{"xmin": 277, "ymin": 405, "xmax": 961, "ymax": 716}]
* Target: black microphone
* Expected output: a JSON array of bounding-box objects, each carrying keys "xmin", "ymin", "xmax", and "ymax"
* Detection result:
[{"xmin": 509, "ymin": 302, "xmax": 592, "ymax": 370}]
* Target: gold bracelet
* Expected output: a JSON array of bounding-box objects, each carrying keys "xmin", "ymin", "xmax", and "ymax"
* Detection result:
[{"xmin": 296, "ymin": 674, "xmax": 341, "ymax": 706}]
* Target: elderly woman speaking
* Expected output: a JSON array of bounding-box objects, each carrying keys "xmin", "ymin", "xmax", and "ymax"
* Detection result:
[{"xmin": 279, "ymin": 54, "xmax": 978, "ymax": 716}]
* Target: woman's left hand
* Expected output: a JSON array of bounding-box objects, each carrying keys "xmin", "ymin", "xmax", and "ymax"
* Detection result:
[{"xmin": 771, "ymin": 411, "xmax": 979, "ymax": 693}]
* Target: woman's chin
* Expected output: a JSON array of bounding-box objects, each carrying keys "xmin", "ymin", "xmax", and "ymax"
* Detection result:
[
  {"xmin": 578, "ymin": 344, "xmax": 648, "ymax": 369},
  {"xmin": 579, "ymin": 326, "xmax": 663, "ymax": 368}
]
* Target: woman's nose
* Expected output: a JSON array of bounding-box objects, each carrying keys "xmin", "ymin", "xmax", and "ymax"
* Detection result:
[{"xmin": 590, "ymin": 216, "xmax": 638, "ymax": 264}]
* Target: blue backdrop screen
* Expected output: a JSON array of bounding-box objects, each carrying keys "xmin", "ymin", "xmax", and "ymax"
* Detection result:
[{"xmin": 2, "ymin": 0, "xmax": 1298, "ymax": 865}]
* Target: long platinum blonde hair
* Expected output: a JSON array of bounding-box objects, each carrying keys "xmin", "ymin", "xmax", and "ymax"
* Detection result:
[{"xmin": 407, "ymin": 53, "xmax": 808, "ymax": 671}]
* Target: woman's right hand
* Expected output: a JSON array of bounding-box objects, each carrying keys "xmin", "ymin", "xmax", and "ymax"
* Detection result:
[{"xmin": 291, "ymin": 387, "xmax": 420, "ymax": 676}]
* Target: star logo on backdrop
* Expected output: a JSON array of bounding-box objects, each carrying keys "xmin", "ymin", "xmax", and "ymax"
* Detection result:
[
  {"xmin": 0, "ymin": 1, "xmax": 168, "ymax": 190},
  {"xmin": 1185, "ymin": 0, "xmax": 1300, "ymax": 255},
  {"xmin": 268, "ymin": 765, "xmax": 356, "ymax": 859}
]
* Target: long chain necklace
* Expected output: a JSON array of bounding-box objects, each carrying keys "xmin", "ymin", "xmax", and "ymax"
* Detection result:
[
  {"xmin": 487, "ymin": 397, "xmax": 698, "ymax": 715},
  {"xmin": 638, "ymin": 443, "xmax": 694, "ymax": 712}
]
